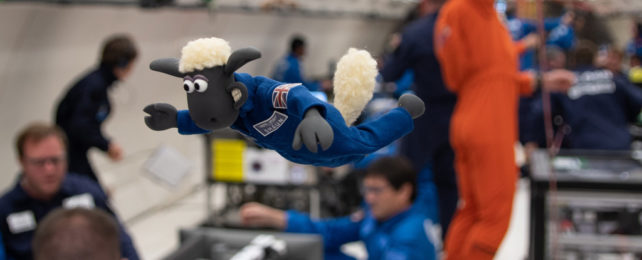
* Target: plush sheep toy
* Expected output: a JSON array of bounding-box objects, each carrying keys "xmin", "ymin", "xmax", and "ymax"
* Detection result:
[{"xmin": 144, "ymin": 37, "xmax": 425, "ymax": 167}]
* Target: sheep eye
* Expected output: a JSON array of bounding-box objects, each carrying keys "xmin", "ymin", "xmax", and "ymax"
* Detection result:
[
  {"xmin": 194, "ymin": 79, "xmax": 208, "ymax": 93},
  {"xmin": 183, "ymin": 80, "xmax": 195, "ymax": 93}
]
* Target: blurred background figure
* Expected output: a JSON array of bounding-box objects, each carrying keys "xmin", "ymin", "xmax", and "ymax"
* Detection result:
[
  {"xmin": 0, "ymin": 122, "xmax": 139, "ymax": 260},
  {"xmin": 435, "ymin": 0, "xmax": 574, "ymax": 258},
  {"xmin": 32, "ymin": 208, "xmax": 122, "ymax": 260},
  {"xmin": 271, "ymin": 35, "xmax": 330, "ymax": 93},
  {"xmin": 544, "ymin": 41, "xmax": 642, "ymax": 150},
  {"xmin": 378, "ymin": 0, "xmax": 457, "ymax": 241},
  {"xmin": 240, "ymin": 156, "xmax": 438, "ymax": 260},
  {"xmin": 55, "ymin": 34, "xmax": 138, "ymax": 190}
]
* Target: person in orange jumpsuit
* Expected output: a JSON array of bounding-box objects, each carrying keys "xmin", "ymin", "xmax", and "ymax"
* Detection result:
[{"xmin": 434, "ymin": 0, "xmax": 574, "ymax": 258}]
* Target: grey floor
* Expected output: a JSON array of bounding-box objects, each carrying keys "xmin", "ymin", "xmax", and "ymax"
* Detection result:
[{"xmin": 0, "ymin": 2, "xmax": 588, "ymax": 259}]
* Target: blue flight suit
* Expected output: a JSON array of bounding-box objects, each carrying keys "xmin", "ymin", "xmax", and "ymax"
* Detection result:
[
  {"xmin": 272, "ymin": 53, "xmax": 321, "ymax": 91},
  {"xmin": 0, "ymin": 232, "xmax": 5, "ymax": 260},
  {"xmin": 506, "ymin": 16, "xmax": 562, "ymax": 71},
  {"xmin": 0, "ymin": 174, "xmax": 139, "ymax": 260},
  {"xmin": 176, "ymin": 73, "xmax": 415, "ymax": 167},
  {"xmin": 507, "ymin": 15, "xmax": 538, "ymax": 71},
  {"xmin": 529, "ymin": 67, "xmax": 642, "ymax": 150},
  {"xmin": 546, "ymin": 18, "xmax": 575, "ymax": 51},
  {"xmin": 55, "ymin": 66, "xmax": 115, "ymax": 185},
  {"xmin": 379, "ymin": 11, "xmax": 457, "ymax": 237},
  {"xmin": 284, "ymin": 165, "xmax": 439, "ymax": 260}
]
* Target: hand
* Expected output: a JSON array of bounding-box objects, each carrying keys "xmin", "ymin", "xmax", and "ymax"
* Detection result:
[
  {"xmin": 562, "ymin": 11, "xmax": 574, "ymax": 25},
  {"xmin": 521, "ymin": 33, "xmax": 540, "ymax": 50},
  {"xmin": 292, "ymin": 108, "xmax": 334, "ymax": 153},
  {"xmin": 398, "ymin": 93, "xmax": 425, "ymax": 119},
  {"xmin": 107, "ymin": 142, "xmax": 123, "ymax": 162},
  {"xmin": 143, "ymin": 103, "xmax": 178, "ymax": 131},
  {"xmin": 542, "ymin": 69, "xmax": 576, "ymax": 92},
  {"xmin": 320, "ymin": 79, "xmax": 333, "ymax": 92},
  {"xmin": 239, "ymin": 202, "xmax": 286, "ymax": 229}
]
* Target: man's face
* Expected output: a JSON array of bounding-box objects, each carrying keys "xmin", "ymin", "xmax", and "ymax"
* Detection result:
[
  {"xmin": 19, "ymin": 136, "xmax": 66, "ymax": 199},
  {"xmin": 362, "ymin": 175, "xmax": 411, "ymax": 221}
]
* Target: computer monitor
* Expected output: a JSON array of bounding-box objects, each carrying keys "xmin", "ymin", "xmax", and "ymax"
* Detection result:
[{"xmin": 163, "ymin": 227, "xmax": 323, "ymax": 260}]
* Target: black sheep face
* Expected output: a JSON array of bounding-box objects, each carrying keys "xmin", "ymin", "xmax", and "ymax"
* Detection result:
[
  {"xmin": 182, "ymin": 66, "xmax": 237, "ymax": 130},
  {"xmin": 149, "ymin": 47, "xmax": 260, "ymax": 131}
]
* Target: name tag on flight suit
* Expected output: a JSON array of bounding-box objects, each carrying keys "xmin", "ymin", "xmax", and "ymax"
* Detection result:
[
  {"xmin": 7, "ymin": 211, "xmax": 36, "ymax": 234},
  {"xmin": 63, "ymin": 193, "xmax": 95, "ymax": 209}
]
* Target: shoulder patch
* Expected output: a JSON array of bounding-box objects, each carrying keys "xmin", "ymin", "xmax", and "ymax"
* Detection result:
[
  {"xmin": 272, "ymin": 83, "xmax": 301, "ymax": 109},
  {"xmin": 253, "ymin": 111, "xmax": 288, "ymax": 137},
  {"xmin": 436, "ymin": 26, "xmax": 451, "ymax": 51}
]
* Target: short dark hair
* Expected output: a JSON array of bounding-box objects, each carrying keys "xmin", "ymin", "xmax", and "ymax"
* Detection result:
[
  {"xmin": 32, "ymin": 208, "xmax": 121, "ymax": 260},
  {"xmin": 569, "ymin": 40, "xmax": 598, "ymax": 68},
  {"xmin": 100, "ymin": 34, "xmax": 138, "ymax": 69},
  {"xmin": 15, "ymin": 122, "xmax": 67, "ymax": 159},
  {"xmin": 364, "ymin": 156, "xmax": 417, "ymax": 201},
  {"xmin": 290, "ymin": 35, "xmax": 306, "ymax": 53}
]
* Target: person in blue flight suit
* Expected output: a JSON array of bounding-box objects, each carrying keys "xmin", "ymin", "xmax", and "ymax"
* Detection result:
[
  {"xmin": 0, "ymin": 122, "xmax": 139, "ymax": 260},
  {"xmin": 545, "ymin": 11, "xmax": 576, "ymax": 51},
  {"xmin": 530, "ymin": 42, "xmax": 642, "ymax": 150},
  {"xmin": 239, "ymin": 156, "xmax": 439, "ymax": 260},
  {"xmin": 55, "ymin": 34, "xmax": 138, "ymax": 188},
  {"xmin": 378, "ymin": 0, "xmax": 457, "ymax": 239},
  {"xmin": 175, "ymin": 73, "xmax": 420, "ymax": 167},
  {"xmin": 505, "ymin": 4, "xmax": 575, "ymax": 69},
  {"xmin": 272, "ymin": 35, "xmax": 324, "ymax": 92}
]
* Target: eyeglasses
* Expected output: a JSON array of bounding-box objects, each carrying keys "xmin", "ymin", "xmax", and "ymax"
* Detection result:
[
  {"xmin": 360, "ymin": 185, "xmax": 391, "ymax": 196},
  {"xmin": 24, "ymin": 156, "xmax": 66, "ymax": 168}
]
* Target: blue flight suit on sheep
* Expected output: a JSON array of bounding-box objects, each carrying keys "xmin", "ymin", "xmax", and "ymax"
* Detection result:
[
  {"xmin": 176, "ymin": 73, "xmax": 415, "ymax": 167},
  {"xmin": 143, "ymin": 38, "xmax": 425, "ymax": 167}
]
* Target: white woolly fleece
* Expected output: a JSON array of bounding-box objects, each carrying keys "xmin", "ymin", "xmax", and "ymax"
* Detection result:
[
  {"xmin": 333, "ymin": 48, "xmax": 377, "ymax": 126},
  {"xmin": 179, "ymin": 37, "xmax": 232, "ymax": 73}
]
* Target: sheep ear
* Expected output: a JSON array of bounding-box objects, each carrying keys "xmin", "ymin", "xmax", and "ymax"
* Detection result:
[
  {"xmin": 224, "ymin": 48, "xmax": 261, "ymax": 75},
  {"xmin": 150, "ymin": 58, "xmax": 183, "ymax": 78}
]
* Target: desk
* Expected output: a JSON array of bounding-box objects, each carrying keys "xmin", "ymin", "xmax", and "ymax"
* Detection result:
[{"xmin": 529, "ymin": 149, "xmax": 642, "ymax": 259}]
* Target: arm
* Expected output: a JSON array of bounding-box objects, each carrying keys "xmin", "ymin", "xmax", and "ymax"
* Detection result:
[
  {"xmin": 347, "ymin": 107, "xmax": 414, "ymax": 152},
  {"xmin": 517, "ymin": 71, "xmax": 536, "ymax": 96},
  {"xmin": 547, "ymin": 25, "xmax": 575, "ymax": 50},
  {"xmin": 520, "ymin": 70, "xmax": 576, "ymax": 97},
  {"xmin": 240, "ymin": 202, "xmax": 361, "ymax": 250},
  {"xmin": 515, "ymin": 33, "xmax": 539, "ymax": 55},
  {"xmin": 285, "ymin": 210, "xmax": 361, "ymax": 250},
  {"xmin": 380, "ymin": 31, "xmax": 417, "ymax": 82},
  {"xmin": 176, "ymin": 110, "xmax": 210, "ymax": 135}
]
